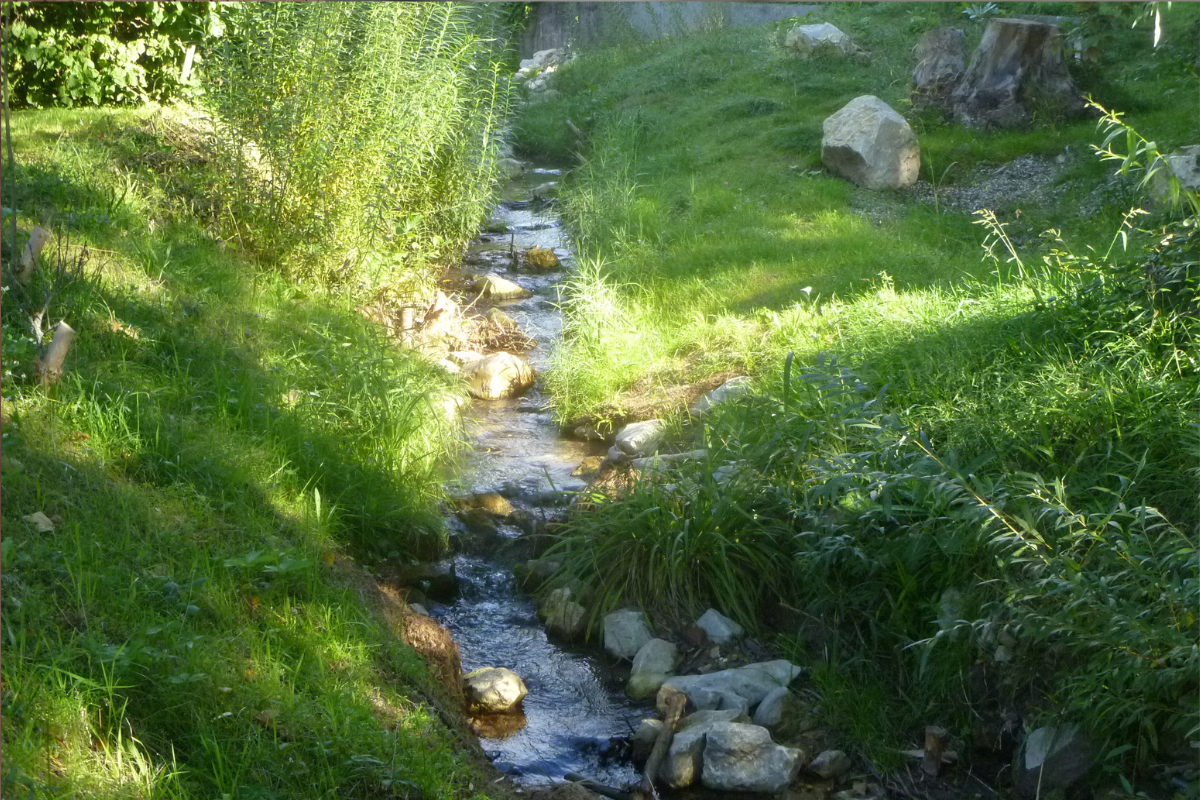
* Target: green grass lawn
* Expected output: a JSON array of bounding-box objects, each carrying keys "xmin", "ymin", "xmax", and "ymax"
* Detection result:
[
  {"xmin": 517, "ymin": 2, "xmax": 1197, "ymax": 428},
  {"xmin": 2, "ymin": 108, "xmax": 487, "ymax": 799}
]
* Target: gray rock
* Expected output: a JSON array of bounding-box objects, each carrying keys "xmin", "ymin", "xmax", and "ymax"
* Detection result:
[
  {"xmin": 606, "ymin": 445, "xmax": 630, "ymax": 464},
  {"xmin": 614, "ymin": 419, "xmax": 665, "ymax": 457},
  {"xmin": 659, "ymin": 722, "xmax": 710, "ymax": 789},
  {"xmin": 627, "ymin": 638, "xmax": 679, "ymax": 700},
  {"xmin": 464, "ymin": 667, "xmax": 528, "ymax": 712},
  {"xmin": 632, "ymin": 718, "xmax": 663, "ymax": 764},
  {"xmin": 1013, "ymin": 726, "xmax": 1092, "ymax": 798},
  {"xmin": 679, "ymin": 708, "xmax": 750, "ymax": 730},
  {"xmin": 809, "ymin": 749, "xmax": 851, "ymax": 779},
  {"xmin": 539, "ymin": 587, "xmax": 587, "ymax": 640},
  {"xmin": 784, "ymin": 23, "xmax": 857, "ymax": 58},
  {"xmin": 1150, "ymin": 145, "xmax": 1200, "ymax": 209},
  {"xmin": 822, "ymin": 96, "xmax": 920, "ymax": 190},
  {"xmin": 532, "ymin": 182, "xmax": 559, "ymax": 201},
  {"xmin": 461, "ymin": 352, "xmax": 535, "ymax": 400},
  {"xmin": 689, "ymin": 376, "xmax": 751, "ymax": 416},
  {"xmin": 701, "ymin": 722, "xmax": 805, "ymax": 793},
  {"xmin": 497, "ymin": 158, "xmax": 525, "ymax": 180},
  {"xmin": 487, "ymin": 307, "xmax": 518, "ymax": 329},
  {"xmin": 752, "ymin": 686, "xmax": 790, "ymax": 728},
  {"xmin": 630, "ymin": 449, "xmax": 708, "ymax": 472},
  {"xmin": 473, "ymin": 273, "xmax": 532, "ymax": 301},
  {"xmin": 409, "ymin": 603, "xmax": 430, "ymax": 617},
  {"xmin": 658, "ymin": 659, "xmax": 802, "ymax": 711},
  {"xmin": 696, "ymin": 608, "xmax": 744, "ymax": 645},
  {"xmin": 604, "ymin": 609, "xmax": 654, "ymax": 660}
]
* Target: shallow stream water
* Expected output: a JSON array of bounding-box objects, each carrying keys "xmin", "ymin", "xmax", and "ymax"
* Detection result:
[{"xmin": 430, "ymin": 167, "xmax": 644, "ymax": 789}]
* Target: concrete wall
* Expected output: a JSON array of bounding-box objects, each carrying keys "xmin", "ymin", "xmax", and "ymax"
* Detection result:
[{"xmin": 518, "ymin": 2, "xmax": 815, "ymax": 56}]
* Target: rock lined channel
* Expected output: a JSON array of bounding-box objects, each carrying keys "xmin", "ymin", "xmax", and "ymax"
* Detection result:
[{"xmin": 429, "ymin": 164, "xmax": 644, "ymax": 787}]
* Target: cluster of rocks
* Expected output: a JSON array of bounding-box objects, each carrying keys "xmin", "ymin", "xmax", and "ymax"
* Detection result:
[{"xmin": 515, "ymin": 48, "xmax": 568, "ymax": 95}]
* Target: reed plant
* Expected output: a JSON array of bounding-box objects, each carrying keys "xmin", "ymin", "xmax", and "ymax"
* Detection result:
[{"xmin": 204, "ymin": 2, "xmax": 513, "ymax": 288}]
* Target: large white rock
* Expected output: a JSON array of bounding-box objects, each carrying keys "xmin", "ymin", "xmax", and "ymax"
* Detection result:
[
  {"xmin": 679, "ymin": 708, "xmax": 751, "ymax": 730},
  {"xmin": 658, "ymin": 660, "xmax": 802, "ymax": 711},
  {"xmin": 695, "ymin": 608, "xmax": 745, "ymax": 645},
  {"xmin": 702, "ymin": 722, "xmax": 805, "ymax": 793},
  {"xmin": 603, "ymin": 609, "xmax": 654, "ymax": 660},
  {"xmin": 822, "ymin": 96, "xmax": 920, "ymax": 190},
  {"xmin": 689, "ymin": 376, "xmax": 752, "ymax": 416},
  {"xmin": 473, "ymin": 273, "xmax": 532, "ymax": 301},
  {"xmin": 1150, "ymin": 145, "xmax": 1200, "ymax": 209},
  {"xmin": 463, "ymin": 667, "xmax": 528, "ymax": 712},
  {"xmin": 538, "ymin": 587, "xmax": 586, "ymax": 639},
  {"xmin": 785, "ymin": 23, "xmax": 857, "ymax": 58},
  {"xmin": 614, "ymin": 419, "xmax": 665, "ymax": 457},
  {"xmin": 461, "ymin": 352, "xmax": 535, "ymax": 400},
  {"xmin": 627, "ymin": 638, "xmax": 679, "ymax": 700}
]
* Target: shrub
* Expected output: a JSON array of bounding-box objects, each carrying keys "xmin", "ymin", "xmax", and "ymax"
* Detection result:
[
  {"xmin": 202, "ymin": 2, "xmax": 513, "ymax": 287},
  {"xmin": 5, "ymin": 2, "xmax": 228, "ymax": 107}
]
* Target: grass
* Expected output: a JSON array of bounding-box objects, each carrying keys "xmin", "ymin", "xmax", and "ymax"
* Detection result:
[
  {"xmin": 1, "ymin": 107, "xmax": 489, "ymax": 798},
  {"xmin": 517, "ymin": 1, "xmax": 1199, "ymax": 783}
]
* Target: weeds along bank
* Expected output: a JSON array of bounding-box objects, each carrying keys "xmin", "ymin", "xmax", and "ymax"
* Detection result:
[
  {"xmin": 1, "ymin": 3, "xmax": 516, "ymax": 797},
  {"xmin": 515, "ymin": 1, "xmax": 1199, "ymax": 783}
]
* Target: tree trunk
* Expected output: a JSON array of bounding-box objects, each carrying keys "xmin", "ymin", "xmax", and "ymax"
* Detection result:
[
  {"xmin": 912, "ymin": 28, "xmax": 966, "ymax": 109},
  {"xmin": 951, "ymin": 18, "xmax": 1085, "ymax": 128}
]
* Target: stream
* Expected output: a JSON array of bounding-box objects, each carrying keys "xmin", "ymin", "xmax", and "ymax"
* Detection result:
[{"xmin": 429, "ymin": 165, "xmax": 644, "ymax": 789}]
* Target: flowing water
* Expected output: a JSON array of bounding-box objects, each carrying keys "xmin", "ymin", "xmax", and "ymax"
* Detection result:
[{"xmin": 430, "ymin": 166, "xmax": 644, "ymax": 788}]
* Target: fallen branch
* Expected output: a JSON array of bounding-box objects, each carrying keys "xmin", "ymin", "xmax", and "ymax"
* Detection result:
[
  {"xmin": 36, "ymin": 320, "xmax": 75, "ymax": 385},
  {"xmin": 641, "ymin": 686, "xmax": 687, "ymax": 799},
  {"xmin": 16, "ymin": 226, "xmax": 50, "ymax": 284}
]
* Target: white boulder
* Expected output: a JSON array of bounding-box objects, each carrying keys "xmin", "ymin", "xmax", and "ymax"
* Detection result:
[
  {"xmin": 627, "ymin": 638, "xmax": 679, "ymax": 700},
  {"xmin": 702, "ymin": 722, "xmax": 806, "ymax": 793},
  {"xmin": 690, "ymin": 376, "xmax": 752, "ymax": 416},
  {"xmin": 695, "ymin": 608, "xmax": 745, "ymax": 645},
  {"xmin": 473, "ymin": 273, "xmax": 532, "ymax": 301},
  {"xmin": 461, "ymin": 352, "xmax": 535, "ymax": 400},
  {"xmin": 614, "ymin": 419, "xmax": 665, "ymax": 457},
  {"xmin": 822, "ymin": 95, "xmax": 920, "ymax": 190},
  {"xmin": 658, "ymin": 660, "xmax": 802, "ymax": 711},
  {"xmin": 785, "ymin": 23, "xmax": 857, "ymax": 58},
  {"xmin": 463, "ymin": 667, "xmax": 528, "ymax": 712},
  {"xmin": 1151, "ymin": 145, "xmax": 1200, "ymax": 209},
  {"xmin": 603, "ymin": 609, "xmax": 654, "ymax": 660},
  {"xmin": 497, "ymin": 158, "xmax": 525, "ymax": 180}
]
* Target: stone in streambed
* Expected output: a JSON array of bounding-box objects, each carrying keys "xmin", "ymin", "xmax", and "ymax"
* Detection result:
[
  {"xmin": 603, "ymin": 609, "xmax": 654, "ymax": 660},
  {"xmin": 461, "ymin": 352, "xmax": 535, "ymax": 400},
  {"xmin": 809, "ymin": 749, "xmax": 852, "ymax": 779},
  {"xmin": 614, "ymin": 419, "xmax": 665, "ymax": 458},
  {"xmin": 627, "ymin": 638, "xmax": 679, "ymax": 700},
  {"xmin": 464, "ymin": 666, "xmax": 528, "ymax": 712},
  {"xmin": 524, "ymin": 246, "xmax": 560, "ymax": 270},
  {"xmin": 695, "ymin": 608, "xmax": 744, "ymax": 645},
  {"xmin": 497, "ymin": 158, "xmax": 525, "ymax": 180},
  {"xmin": 539, "ymin": 586, "xmax": 586, "ymax": 639},
  {"xmin": 631, "ymin": 718, "xmax": 663, "ymax": 764},
  {"xmin": 657, "ymin": 659, "xmax": 802, "ymax": 712},
  {"xmin": 473, "ymin": 273, "xmax": 532, "ymax": 301},
  {"xmin": 690, "ymin": 376, "xmax": 752, "ymax": 416},
  {"xmin": 701, "ymin": 722, "xmax": 805, "ymax": 793}
]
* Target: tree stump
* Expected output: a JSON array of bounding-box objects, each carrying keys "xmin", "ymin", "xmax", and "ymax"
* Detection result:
[
  {"xmin": 951, "ymin": 18, "xmax": 1084, "ymax": 128},
  {"xmin": 911, "ymin": 28, "xmax": 966, "ymax": 109}
]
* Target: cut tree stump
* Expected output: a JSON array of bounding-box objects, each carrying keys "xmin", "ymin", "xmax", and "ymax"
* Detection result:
[
  {"xmin": 951, "ymin": 18, "xmax": 1085, "ymax": 128},
  {"xmin": 912, "ymin": 28, "xmax": 966, "ymax": 108}
]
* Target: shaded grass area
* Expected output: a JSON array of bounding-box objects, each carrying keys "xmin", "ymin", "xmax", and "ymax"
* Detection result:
[
  {"xmin": 519, "ymin": 1, "xmax": 1199, "ymax": 784},
  {"xmin": 1, "ymin": 108, "xmax": 484, "ymax": 798}
]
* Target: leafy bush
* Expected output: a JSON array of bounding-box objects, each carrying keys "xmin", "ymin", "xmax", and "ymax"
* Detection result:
[
  {"xmin": 202, "ymin": 2, "xmax": 513, "ymax": 287},
  {"xmin": 5, "ymin": 2, "xmax": 228, "ymax": 107}
]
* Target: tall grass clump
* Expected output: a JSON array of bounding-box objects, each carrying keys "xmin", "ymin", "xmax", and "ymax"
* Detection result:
[{"xmin": 205, "ymin": 2, "xmax": 513, "ymax": 288}]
